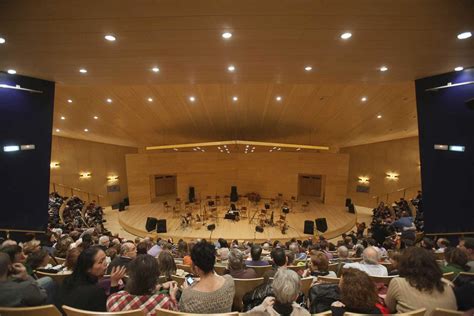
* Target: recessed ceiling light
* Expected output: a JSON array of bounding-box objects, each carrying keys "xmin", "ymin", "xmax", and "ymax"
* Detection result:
[
  {"xmin": 296, "ymin": 148, "xmax": 301, "ymax": 151},
  {"xmin": 454, "ymin": 66, "xmax": 464, "ymax": 72},
  {"xmin": 457, "ymin": 32, "xmax": 472, "ymax": 40},
  {"xmin": 0, "ymin": 37, "xmax": 5, "ymax": 44},
  {"xmin": 361, "ymin": 97, "xmax": 367, "ymax": 102},
  {"xmin": 79, "ymin": 68, "xmax": 87, "ymax": 74},
  {"xmin": 173, "ymin": 148, "xmax": 178, "ymax": 151},
  {"xmin": 93, "ymin": 116, "xmax": 98, "ymax": 120},
  {"xmin": 60, "ymin": 116, "xmax": 66, "ymax": 120},
  {"xmin": 222, "ymin": 32, "xmax": 232, "ymax": 39},
  {"xmin": 151, "ymin": 67, "xmax": 160, "ymax": 73},
  {"xmin": 55, "ymin": 128, "xmax": 60, "ymax": 132},
  {"xmin": 67, "ymin": 99, "xmax": 73, "ymax": 103},
  {"xmin": 276, "ymin": 96, "xmax": 282, "ymax": 101},
  {"xmin": 227, "ymin": 65, "xmax": 236, "ymax": 72},
  {"xmin": 189, "ymin": 96, "xmax": 196, "ymax": 102},
  {"xmin": 106, "ymin": 98, "xmax": 113, "ymax": 103},
  {"xmin": 84, "ymin": 128, "xmax": 89, "ymax": 132},
  {"xmin": 377, "ymin": 114, "xmax": 382, "ymax": 119},
  {"xmin": 148, "ymin": 97, "xmax": 153, "ymax": 102},
  {"xmin": 379, "ymin": 66, "xmax": 388, "ymax": 72},
  {"xmin": 232, "ymin": 96, "xmax": 238, "ymax": 101},
  {"xmin": 304, "ymin": 66, "xmax": 313, "ymax": 71},
  {"xmin": 7, "ymin": 69, "xmax": 16, "ymax": 74},
  {"xmin": 340, "ymin": 32, "xmax": 352, "ymax": 40},
  {"xmin": 104, "ymin": 34, "xmax": 116, "ymax": 41}
]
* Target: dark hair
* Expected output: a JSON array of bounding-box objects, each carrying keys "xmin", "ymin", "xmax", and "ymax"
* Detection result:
[
  {"xmin": 65, "ymin": 247, "xmax": 82, "ymax": 271},
  {"xmin": 64, "ymin": 246, "xmax": 103, "ymax": 289},
  {"xmin": 25, "ymin": 249, "xmax": 49, "ymax": 270},
  {"xmin": 341, "ymin": 268, "xmax": 378, "ymax": 310},
  {"xmin": 310, "ymin": 251, "xmax": 329, "ymax": 272},
  {"xmin": 445, "ymin": 247, "xmax": 469, "ymax": 270},
  {"xmin": 191, "ymin": 241, "xmax": 216, "ymax": 274},
  {"xmin": 157, "ymin": 251, "xmax": 177, "ymax": 280},
  {"xmin": 0, "ymin": 245, "xmax": 23, "ymax": 263},
  {"xmin": 136, "ymin": 242, "xmax": 149, "ymax": 255},
  {"xmin": 250, "ymin": 245, "xmax": 262, "ymax": 261},
  {"xmin": 177, "ymin": 241, "xmax": 189, "ymax": 258},
  {"xmin": 398, "ymin": 247, "xmax": 444, "ymax": 293},
  {"xmin": 80, "ymin": 234, "xmax": 93, "ymax": 250},
  {"xmin": 271, "ymin": 248, "xmax": 286, "ymax": 267},
  {"xmin": 422, "ymin": 238, "xmax": 435, "ymax": 250},
  {"xmin": 126, "ymin": 255, "xmax": 159, "ymax": 295}
]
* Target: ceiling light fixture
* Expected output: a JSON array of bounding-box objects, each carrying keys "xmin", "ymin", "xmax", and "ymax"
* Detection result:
[
  {"xmin": 84, "ymin": 128, "xmax": 89, "ymax": 132},
  {"xmin": 60, "ymin": 116, "xmax": 66, "ymax": 120},
  {"xmin": 276, "ymin": 96, "xmax": 282, "ymax": 101},
  {"xmin": 189, "ymin": 96, "xmax": 196, "ymax": 102},
  {"xmin": 7, "ymin": 69, "xmax": 16, "ymax": 74},
  {"xmin": 104, "ymin": 34, "xmax": 116, "ymax": 41},
  {"xmin": 151, "ymin": 67, "xmax": 160, "ymax": 73},
  {"xmin": 232, "ymin": 96, "xmax": 238, "ymax": 101},
  {"xmin": 227, "ymin": 65, "xmax": 236, "ymax": 72},
  {"xmin": 106, "ymin": 98, "xmax": 113, "ymax": 103},
  {"xmin": 148, "ymin": 97, "xmax": 153, "ymax": 102},
  {"xmin": 380, "ymin": 66, "xmax": 388, "ymax": 72},
  {"xmin": 340, "ymin": 32, "xmax": 352, "ymax": 40},
  {"xmin": 55, "ymin": 129, "xmax": 60, "ymax": 132},
  {"xmin": 93, "ymin": 116, "xmax": 98, "ymax": 120},
  {"xmin": 222, "ymin": 32, "xmax": 232, "ymax": 39},
  {"xmin": 377, "ymin": 114, "xmax": 382, "ymax": 119},
  {"xmin": 304, "ymin": 66, "xmax": 312, "ymax": 71},
  {"xmin": 67, "ymin": 99, "xmax": 73, "ymax": 103},
  {"xmin": 0, "ymin": 37, "xmax": 5, "ymax": 44},
  {"xmin": 454, "ymin": 66, "xmax": 464, "ymax": 72},
  {"xmin": 79, "ymin": 68, "xmax": 87, "ymax": 74},
  {"xmin": 457, "ymin": 31, "xmax": 472, "ymax": 40},
  {"xmin": 361, "ymin": 97, "xmax": 367, "ymax": 102}
]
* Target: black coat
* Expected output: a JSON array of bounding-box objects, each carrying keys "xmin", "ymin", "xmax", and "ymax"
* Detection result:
[{"xmin": 308, "ymin": 283, "xmax": 340, "ymax": 313}]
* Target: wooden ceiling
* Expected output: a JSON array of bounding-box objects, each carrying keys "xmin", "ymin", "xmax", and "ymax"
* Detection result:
[{"xmin": 0, "ymin": 0, "xmax": 473, "ymax": 148}]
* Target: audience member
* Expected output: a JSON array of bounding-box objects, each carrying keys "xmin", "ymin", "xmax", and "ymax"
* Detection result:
[
  {"xmin": 263, "ymin": 248, "xmax": 287, "ymax": 281},
  {"xmin": 157, "ymin": 251, "xmax": 177, "ymax": 281},
  {"xmin": 441, "ymin": 247, "xmax": 469, "ymax": 277},
  {"xmin": 106, "ymin": 242, "xmax": 136, "ymax": 274},
  {"xmin": 245, "ymin": 245, "xmax": 269, "ymax": 266},
  {"xmin": 302, "ymin": 251, "xmax": 336, "ymax": 278},
  {"xmin": 436, "ymin": 238, "xmax": 450, "ymax": 253},
  {"xmin": 458, "ymin": 237, "xmax": 474, "ymax": 272},
  {"xmin": 227, "ymin": 248, "xmax": 257, "ymax": 279},
  {"xmin": 343, "ymin": 247, "xmax": 388, "ymax": 276}
]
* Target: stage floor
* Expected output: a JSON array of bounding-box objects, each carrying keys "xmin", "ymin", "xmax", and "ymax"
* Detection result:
[{"xmin": 118, "ymin": 197, "xmax": 356, "ymax": 242}]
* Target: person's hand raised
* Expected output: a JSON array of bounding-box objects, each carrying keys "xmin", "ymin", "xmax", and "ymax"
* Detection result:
[{"xmin": 110, "ymin": 266, "xmax": 126, "ymax": 287}]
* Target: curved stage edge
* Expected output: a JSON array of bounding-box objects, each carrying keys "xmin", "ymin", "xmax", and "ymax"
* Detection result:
[{"xmin": 118, "ymin": 200, "xmax": 357, "ymax": 242}]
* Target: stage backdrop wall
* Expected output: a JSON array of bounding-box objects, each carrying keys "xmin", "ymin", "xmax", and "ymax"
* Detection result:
[
  {"xmin": 126, "ymin": 152, "xmax": 349, "ymax": 206},
  {"xmin": 341, "ymin": 136, "xmax": 421, "ymax": 208},
  {"xmin": 415, "ymin": 68, "xmax": 474, "ymax": 234},
  {"xmin": 0, "ymin": 73, "xmax": 55, "ymax": 232},
  {"xmin": 50, "ymin": 136, "xmax": 138, "ymax": 206}
]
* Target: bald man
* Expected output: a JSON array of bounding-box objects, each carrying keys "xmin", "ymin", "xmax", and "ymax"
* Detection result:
[
  {"xmin": 343, "ymin": 246, "xmax": 388, "ymax": 276},
  {"xmin": 106, "ymin": 242, "xmax": 137, "ymax": 274}
]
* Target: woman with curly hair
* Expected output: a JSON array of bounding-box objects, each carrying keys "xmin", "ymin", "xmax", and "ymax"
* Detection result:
[
  {"xmin": 385, "ymin": 247, "xmax": 457, "ymax": 315},
  {"xmin": 330, "ymin": 268, "xmax": 389, "ymax": 315}
]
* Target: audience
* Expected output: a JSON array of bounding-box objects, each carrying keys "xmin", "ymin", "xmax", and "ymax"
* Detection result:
[
  {"xmin": 245, "ymin": 245, "xmax": 269, "ymax": 266},
  {"xmin": 436, "ymin": 238, "xmax": 450, "ymax": 253},
  {"xmin": 343, "ymin": 247, "xmax": 388, "ymax": 276},
  {"xmin": 441, "ymin": 247, "xmax": 469, "ymax": 277},
  {"xmin": 227, "ymin": 248, "xmax": 257, "ymax": 279},
  {"xmin": 157, "ymin": 251, "xmax": 177, "ymax": 281},
  {"xmin": 263, "ymin": 248, "xmax": 287, "ymax": 280},
  {"xmin": 302, "ymin": 251, "xmax": 336, "ymax": 278},
  {"xmin": 458, "ymin": 237, "xmax": 474, "ymax": 272},
  {"xmin": 106, "ymin": 242, "xmax": 136, "ymax": 274}
]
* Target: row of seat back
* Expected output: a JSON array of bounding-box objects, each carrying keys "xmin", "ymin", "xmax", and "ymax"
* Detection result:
[{"xmin": 317, "ymin": 275, "xmax": 399, "ymax": 285}]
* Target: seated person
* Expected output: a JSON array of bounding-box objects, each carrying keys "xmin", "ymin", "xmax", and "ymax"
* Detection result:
[
  {"xmin": 302, "ymin": 251, "xmax": 337, "ymax": 278},
  {"xmin": 441, "ymin": 247, "xmax": 469, "ymax": 277},
  {"xmin": 263, "ymin": 248, "xmax": 288, "ymax": 281},
  {"xmin": 0, "ymin": 252, "xmax": 48, "ymax": 307},
  {"xmin": 106, "ymin": 242, "xmax": 136, "ymax": 274},
  {"xmin": 107, "ymin": 255, "xmax": 178, "ymax": 315},
  {"xmin": 178, "ymin": 241, "xmax": 235, "ymax": 313},
  {"xmin": 330, "ymin": 268, "xmax": 389, "ymax": 315},
  {"xmin": 245, "ymin": 245, "xmax": 270, "ymax": 266},
  {"xmin": 248, "ymin": 269, "xmax": 310, "ymax": 315},
  {"xmin": 157, "ymin": 251, "xmax": 177, "ymax": 281},
  {"xmin": 226, "ymin": 249, "xmax": 257, "ymax": 279},
  {"xmin": 343, "ymin": 247, "xmax": 388, "ymax": 276}
]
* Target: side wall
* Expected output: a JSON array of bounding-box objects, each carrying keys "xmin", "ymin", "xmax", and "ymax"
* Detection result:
[
  {"xmin": 126, "ymin": 152, "xmax": 349, "ymax": 206},
  {"xmin": 50, "ymin": 136, "xmax": 138, "ymax": 206},
  {"xmin": 340, "ymin": 136, "xmax": 421, "ymax": 208}
]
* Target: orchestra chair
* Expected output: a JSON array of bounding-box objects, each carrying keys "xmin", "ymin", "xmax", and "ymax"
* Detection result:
[
  {"xmin": 0, "ymin": 305, "xmax": 61, "ymax": 316},
  {"xmin": 233, "ymin": 277, "xmax": 265, "ymax": 311},
  {"xmin": 62, "ymin": 305, "xmax": 144, "ymax": 316},
  {"xmin": 246, "ymin": 265, "xmax": 272, "ymax": 278},
  {"xmin": 155, "ymin": 308, "xmax": 238, "ymax": 316},
  {"xmin": 163, "ymin": 201, "xmax": 171, "ymax": 212}
]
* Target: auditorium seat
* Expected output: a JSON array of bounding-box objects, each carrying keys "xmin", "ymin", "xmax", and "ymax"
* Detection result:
[
  {"xmin": 214, "ymin": 265, "xmax": 226, "ymax": 275},
  {"xmin": 432, "ymin": 308, "xmax": 464, "ymax": 316},
  {"xmin": 346, "ymin": 308, "xmax": 426, "ymax": 316},
  {"xmin": 300, "ymin": 277, "xmax": 313, "ymax": 297},
  {"xmin": 232, "ymin": 277, "xmax": 265, "ymax": 311},
  {"xmin": 176, "ymin": 263, "xmax": 192, "ymax": 273},
  {"xmin": 246, "ymin": 265, "xmax": 272, "ymax": 278},
  {"xmin": 155, "ymin": 308, "xmax": 238, "ymax": 316},
  {"xmin": 328, "ymin": 263, "xmax": 339, "ymax": 273},
  {"xmin": 287, "ymin": 265, "xmax": 306, "ymax": 273},
  {"xmin": 36, "ymin": 270, "xmax": 72, "ymax": 286},
  {"xmin": 317, "ymin": 275, "xmax": 340, "ymax": 284},
  {"xmin": 171, "ymin": 275, "xmax": 186, "ymax": 287},
  {"xmin": 62, "ymin": 305, "xmax": 144, "ymax": 316},
  {"xmin": 369, "ymin": 275, "xmax": 397, "ymax": 285},
  {"xmin": 0, "ymin": 305, "xmax": 61, "ymax": 316},
  {"xmin": 442, "ymin": 272, "xmax": 455, "ymax": 281}
]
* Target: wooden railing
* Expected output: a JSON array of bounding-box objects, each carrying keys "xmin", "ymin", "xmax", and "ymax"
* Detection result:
[
  {"xmin": 50, "ymin": 183, "xmax": 103, "ymax": 205},
  {"xmin": 371, "ymin": 184, "xmax": 422, "ymax": 207}
]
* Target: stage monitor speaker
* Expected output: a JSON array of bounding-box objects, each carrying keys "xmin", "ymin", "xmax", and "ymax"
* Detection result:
[
  {"xmin": 230, "ymin": 186, "xmax": 238, "ymax": 202},
  {"xmin": 348, "ymin": 203, "xmax": 355, "ymax": 214},
  {"xmin": 345, "ymin": 198, "xmax": 352, "ymax": 207},
  {"xmin": 304, "ymin": 220, "xmax": 314, "ymax": 235},
  {"xmin": 156, "ymin": 219, "xmax": 167, "ymax": 233},
  {"xmin": 264, "ymin": 203, "xmax": 270, "ymax": 210},
  {"xmin": 207, "ymin": 224, "xmax": 216, "ymax": 231},
  {"xmin": 188, "ymin": 187, "xmax": 195, "ymax": 203},
  {"xmin": 466, "ymin": 98, "xmax": 474, "ymax": 110},
  {"xmin": 315, "ymin": 218, "xmax": 328, "ymax": 233},
  {"xmin": 118, "ymin": 202, "xmax": 126, "ymax": 212},
  {"xmin": 255, "ymin": 226, "xmax": 264, "ymax": 233},
  {"xmin": 145, "ymin": 217, "xmax": 158, "ymax": 232}
]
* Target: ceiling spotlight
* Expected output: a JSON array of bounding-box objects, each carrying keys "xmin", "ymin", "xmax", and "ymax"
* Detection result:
[
  {"xmin": 151, "ymin": 67, "xmax": 160, "ymax": 73},
  {"xmin": 148, "ymin": 97, "xmax": 153, "ymax": 102},
  {"xmin": 379, "ymin": 66, "xmax": 388, "ymax": 72},
  {"xmin": 79, "ymin": 68, "xmax": 87, "ymax": 74},
  {"xmin": 227, "ymin": 65, "xmax": 236, "ymax": 72},
  {"xmin": 377, "ymin": 114, "xmax": 382, "ymax": 119},
  {"xmin": 276, "ymin": 96, "xmax": 282, "ymax": 101},
  {"xmin": 0, "ymin": 37, "xmax": 5, "ymax": 44},
  {"xmin": 296, "ymin": 148, "xmax": 301, "ymax": 151},
  {"xmin": 361, "ymin": 97, "xmax": 367, "ymax": 102},
  {"xmin": 457, "ymin": 31, "xmax": 472, "ymax": 40},
  {"xmin": 340, "ymin": 32, "xmax": 352, "ymax": 40},
  {"xmin": 84, "ymin": 128, "xmax": 89, "ymax": 132},
  {"xmin": 106, "ymin": 98, "xmax": 113, "ymax": 103},
  {"xmin": 60, "ymin": 116, "xmax": 66, "ymax": 120},
  {"xmin": 189, "ymin": 96, "xmax": 196, "ymax": 102},
  {"xmin": 55, "ymin": 129, "xmax": 60, "ymax": 132},
  {"xmin": 454, "ymin": 66, "xmax": 464, "ymax": 72},
  {"xmin": 67, "ymin": 99, "xmax": 73, "ymax": 103},
  {"xmin": 7, "ymin": 69, "xmax": 16, "ymax": 74},
  {"xmin": 232, "ymin": 96, "xmax": 238, "ymax": 101},
  {"xmin": 104, "ymin": 34, "xmax": 116, "ymax": 41},
  {"xmin": 222, "ymin": 32, "xmax": 232, "ymax": 39},
  {"xmin": 93, "ymin": 116, "xmax": 98, "ymax": 120},
  {"xmin": 304, "ymin": 66, "xmax": 312, "ymax": 71},
  {"xmin": 173, "ymin": 148, "xmax": 178, "ymax": 151}
]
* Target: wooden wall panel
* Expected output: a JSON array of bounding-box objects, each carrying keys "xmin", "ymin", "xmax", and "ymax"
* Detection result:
[
  {"xmin": 340, "ymin": 136, "xmax": 421, "ymax": 208},
  {"xmin": 126, "ymin": 152, "xmax": 349, "ymax": 206},
  {"xmin": 50, "ymin": 136, "xmax": 138, "ymax": 206}
]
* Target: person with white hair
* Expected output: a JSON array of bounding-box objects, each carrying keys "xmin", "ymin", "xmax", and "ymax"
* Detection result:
[
  {"xmin": 248, "ymin": 269, "xmax": 310, "ymax": 315},
  {"xmin": 289, "ymin": 242, "xmax": 306, "ymax": 260},
  {"xmin": 343, "ymin": 246, "xmax": 388, "ymax": 276},
  {"xmin": 227, "ymin": 249, "xmax": 256, "ymax": 279},
  {"xmin": 216, "ymin": 247, "xmax": 230, "ymax": 265},
  {"xmin": 98, "ymin": 236, "xmax": 110, "ymax": 251},
  {"xmin": 106, "ymin": 242, "xmax": 137, "ymax": 274}
]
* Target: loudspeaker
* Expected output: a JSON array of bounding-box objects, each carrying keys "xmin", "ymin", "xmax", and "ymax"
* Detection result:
[
  {"xmin": 207, "ymin": 224, "xmax": 216, "ymax": 231},
  {"xmin": 118, "ymin": 202, "xmax": 126, "ymax": 212},
  {"xmin": 189, "ymin": 187, "xmax": 195, "ymax": 202},
  {"xmin": 315, "ymin": 218, "xmax": 328, "ymax": 233},
  {"xmin": 230, "ymin": 186, "xmax": 238, "ymax": 202},
  {"xmin": 466, "ymin": 98, "xmax": 474, "ymax": 110},
  {"xmin": 345, "ymin": 198, "xmax": 352, "ymax": 207},
  {"xmin": 264, "ymin": 203, "xmax": 270, "ymax": 210},
  {"xmin": 156, "ymin": 219, "xmax": 167, "ymax": 233},
  {"xmin": 123, "ymin": 197, "xmax": 130, "ymax": 206},
  {"xmin": 348, "ymin": 203, "xmax": 355, "ymax": 214},
  {"xmin": 255, "ymin": 226, "xmax": 264, "ymax": 233},
  {"xmin": 145, "ymin": 217, "xmax": 158, "ymax": 232},
  {"xmin": 304, "ymin": 220, "xmax": 314, "ymax": 235}
]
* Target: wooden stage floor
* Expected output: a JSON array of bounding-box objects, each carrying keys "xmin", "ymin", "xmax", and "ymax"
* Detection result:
[{"xmin": 118, "ymin": 198, "xmax": 356, "ymax": 242}]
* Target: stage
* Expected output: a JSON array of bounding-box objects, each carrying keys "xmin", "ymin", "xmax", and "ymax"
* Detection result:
[{"xmin": 118, "ymin": 197, "xmax": 356, "ymax": 242}]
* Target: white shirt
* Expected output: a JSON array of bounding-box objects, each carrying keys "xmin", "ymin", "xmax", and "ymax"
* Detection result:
[{"xmin": 343, "ymin": 262, "xmax": 388, "ymax": 276}]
